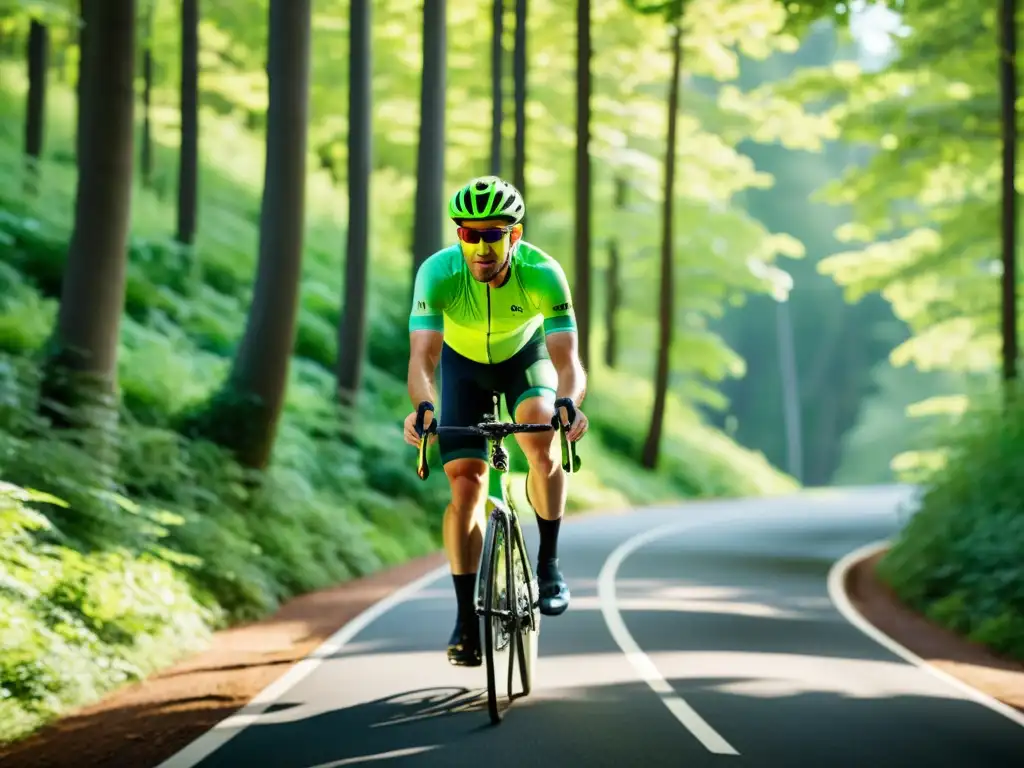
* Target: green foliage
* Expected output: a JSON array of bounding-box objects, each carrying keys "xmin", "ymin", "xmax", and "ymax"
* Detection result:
[
  {"xmin": 877, "ymin": 384, "xmax": 1024, "ymax": 661},
  {"xmin": 767, "ymin": 0, "xmax": 1010, "ymax": 382},
  {"xmin": 0, "ymin": 477, "xmax": 214, "ymax": 745}
]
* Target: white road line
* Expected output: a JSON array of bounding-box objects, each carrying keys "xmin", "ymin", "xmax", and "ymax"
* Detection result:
[
  {"xmin": 828, "ymin": 539, "xmax": 1024, "ymax": 730},
  {"xmin": 308, "ymin": 746, "xmax": 439, "ymax": 767},
  {"xmin": 153, "ymin": 563, "xmax": 451, "ymax": 768},
  {"xmin": 597, "ymin": 516, "xmax": 746, "ymax": 756}
]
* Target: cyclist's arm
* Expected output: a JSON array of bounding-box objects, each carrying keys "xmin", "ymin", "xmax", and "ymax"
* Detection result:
[
  {"xmin": 408, "ymin": 256, "xmax": 447, "ymax": 408},
  {"xmin": 547, "ymin": 331, "xmax": 586, "ymax": 407},
  {"xmin": 408, "ymin": 330, "xmax": 442, "ymax": 408},
  {"xmin": 537, "ymin": 259, "xmax": 586, "ymax": 406}
]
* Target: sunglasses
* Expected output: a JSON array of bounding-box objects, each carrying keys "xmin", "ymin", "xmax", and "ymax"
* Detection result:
[{"xmin": 456, "ymin": 225, "xmax": 513, "ymax": 244}]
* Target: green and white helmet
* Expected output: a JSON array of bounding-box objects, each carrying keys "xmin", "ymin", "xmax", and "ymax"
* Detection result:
[{"xmin": 448, "ymin": 175, "xmax": 525, "ymax": 225}]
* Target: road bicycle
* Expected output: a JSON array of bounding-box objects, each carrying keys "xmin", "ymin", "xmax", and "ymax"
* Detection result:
[{"xmin": 413, "ymin": 394, "xmax": 581, "ymax": 724}]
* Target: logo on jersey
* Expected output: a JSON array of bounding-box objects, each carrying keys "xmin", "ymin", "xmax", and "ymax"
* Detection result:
[
  {"xmin": 416, "ymin": 301, "xmax": 427, "ymax": 311},
  {"xmin": 553, "ymin": 302, "xmax": 571, "ymax": 312},
  {"xmin": 511, "ymin": 304, "xmax": 523, "ymax": 313}
]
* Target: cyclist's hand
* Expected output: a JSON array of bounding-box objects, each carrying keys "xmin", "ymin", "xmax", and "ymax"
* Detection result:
[
  {"xmin": 559, "ymin": 404, "xmax": 588, "ymax": 443},
  {"xmin": 404, "ymin": 410, "xmax": 436, "ymax": 447}
]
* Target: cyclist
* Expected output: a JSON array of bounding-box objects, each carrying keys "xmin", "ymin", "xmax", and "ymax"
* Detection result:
[{"xmin": 403, "ymin": 175, "xmax": 589, "ymax": 667}]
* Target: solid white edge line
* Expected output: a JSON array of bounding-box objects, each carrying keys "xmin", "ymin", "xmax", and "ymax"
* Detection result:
[
  {"xmin": 827, "ymin": 539, "xmax": 1024, "ymax": 730},
  {"xmin": 153, "ymin": 563, "xmax": 452, "ymax": 768},
  {"xmin": 597, "ymin": 516, "xmax": 743, "ymax": 756}
]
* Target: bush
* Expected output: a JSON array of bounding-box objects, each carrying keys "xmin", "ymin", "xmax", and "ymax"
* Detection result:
[
  {"xmin": 877, "ymin": 385, "xmax": 1024, "ymax": 660},
  {"xmin": 0, "ymin": 481, "xmax": 214, "ymax": 744}
]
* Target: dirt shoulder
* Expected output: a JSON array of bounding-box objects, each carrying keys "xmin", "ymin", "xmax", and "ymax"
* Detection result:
[
  {"xmin": 845, "ymin": 547, "xmax": 1024, "ymax": 714},
  {"xmin": 0, "ymin": 550, "xmax": 448, "ymax": 768}
]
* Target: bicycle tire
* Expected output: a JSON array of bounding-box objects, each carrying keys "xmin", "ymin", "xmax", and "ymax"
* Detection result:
[
  {"xmin": 481, "ymin": 511, "xmax": 511, "ymax": 724},
  {"xmin": 510, "ymin": 514, "xmax": 539, "ymax": 697}
]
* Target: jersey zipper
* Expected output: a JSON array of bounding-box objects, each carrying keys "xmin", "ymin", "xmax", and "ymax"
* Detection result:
[{"xmin": 485, "ymin": 285, "xmax": 492, "ymax": 363}]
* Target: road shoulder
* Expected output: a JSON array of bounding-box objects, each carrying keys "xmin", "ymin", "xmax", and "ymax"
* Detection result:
[
  {"xmin": 844, "ymin": 545, "xmax": 1024, "ymax": 715},
  {"xmin": 0, "ymin": 550, "xmax": 448, "ymax": 768}
]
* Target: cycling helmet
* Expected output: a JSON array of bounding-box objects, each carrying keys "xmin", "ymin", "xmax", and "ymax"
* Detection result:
[{"xmin": 448, "ymin": 175, "xmax": 525, "ymax": 224}]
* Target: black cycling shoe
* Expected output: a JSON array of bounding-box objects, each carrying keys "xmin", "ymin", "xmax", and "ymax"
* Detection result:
[
  {"xmin": 447, "ymin": 617, "xmax": 482, "ymax": 667},
  {"xmin": 537, "ymin": 557, "xmax": 570, "ymax": 616}
]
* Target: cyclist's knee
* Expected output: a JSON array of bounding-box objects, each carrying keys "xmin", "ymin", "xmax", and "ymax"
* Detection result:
[
  {"xmin": 514, "ymin": 397, "xmax": 559, "ymax": 473},
  {"xmin": 514, "ymin": 393, "xmax": 556, "ymax": 426},
  {"xmin": 525, "ymin": 448, "xmax": 558, "ymax": 478},
  {"xmin": 444, "ymin": 459, "xmax": 487, "ymax": 513}
]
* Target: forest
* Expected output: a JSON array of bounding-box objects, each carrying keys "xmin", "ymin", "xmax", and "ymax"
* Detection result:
[{"xmin": 1, "ymin": 0, "xmax": 1022, "ymax": 747}]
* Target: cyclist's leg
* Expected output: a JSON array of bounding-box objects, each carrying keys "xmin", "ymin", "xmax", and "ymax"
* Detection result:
[
  {"xmin": 438, "ymin": 342, "xmax": 492, "ymax": 666},
  {"xmin": 502, "ymin": 335, "xmax": 570, "ymax": 616}
]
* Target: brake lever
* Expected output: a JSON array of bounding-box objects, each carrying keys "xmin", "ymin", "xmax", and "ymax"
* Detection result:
[
  {"xmin": 553, "ymin": 397, "xmax": 581, "ymax": 473},
  {"xmin": 415, "ymin": 401, "xmax": 436, "ymax": 480}
]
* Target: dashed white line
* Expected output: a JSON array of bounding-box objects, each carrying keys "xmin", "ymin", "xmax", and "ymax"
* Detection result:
[{"xmin": 597, "ymin": 516, "xmax": 746, "ymax": 756}]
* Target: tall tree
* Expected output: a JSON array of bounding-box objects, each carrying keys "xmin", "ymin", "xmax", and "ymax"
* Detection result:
[
  {"xmin": 75, "ymin": 0, "xmax": 89, "ymax": 163},
  {"xmin": 139, "ymin": 0, "xmax": 154, "ymax": 188},
  {"xmin": 176, "ymin": 0, "xmax": 199, "ymax": 246},
  {"xmin": 39, "ymin": 0, "xmax": 136, "ymax": 428},
  {"xmin": 411, "ymin": 0, "xmax": 446, "ymax": 278},
  {"xmin": 199, "ymin": 0, "xmax": 312, "ymax": 470},
  {"xmin": 641, "ymin": 8, "xmax": 683, "ymax": 470},
  {"xmin": 999, "ymin": 0, "xmax": 1018, "ymax": 390},
  {"xmin": 490, "ymin": 0, "xmax": 503, "ymax": 175},
  {"xmin": 604, "ymin": 176, "xmax": 626, "ymax": 367},
  {"xmin": 337, "ymin": 0, "xmax": 372, "ymax": 407},
  {"xmin": 512, "ymin": 0, "xmax": 527, "ymax": 204},
  {"xmin": 24, "ymin": 17, "xmax": 48, "ymax": 196},
  {"xmin": 574, "ymin": 0, "xmax": 592, "ymax": 370}
]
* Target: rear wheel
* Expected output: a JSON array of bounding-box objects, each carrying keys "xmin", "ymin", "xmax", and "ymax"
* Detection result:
[{"xmin": 481, "ymin": 511, "xmax": 512, "ymax": 724}]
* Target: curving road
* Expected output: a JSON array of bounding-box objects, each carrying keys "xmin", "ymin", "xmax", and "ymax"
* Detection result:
[{"xmin": 156, "ymin": 485, "xmax": 1024, "ymax": 768}]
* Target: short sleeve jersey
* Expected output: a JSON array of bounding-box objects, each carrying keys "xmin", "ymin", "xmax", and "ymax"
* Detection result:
[{"xmin": 409, "ymin": 241, "xmax": 577, "ymax": 364}]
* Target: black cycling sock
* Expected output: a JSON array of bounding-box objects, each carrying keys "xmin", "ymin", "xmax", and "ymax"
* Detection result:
[
  {"xmin": 452, "ymin": 573, "xmax": 477, "ymax": 626},
  {"xmin": 536, "ymin": 512, "xmax": 561, "ymax": 563}
]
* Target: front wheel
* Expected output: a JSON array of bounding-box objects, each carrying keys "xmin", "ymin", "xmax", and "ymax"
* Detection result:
[
  {"xmin": 510, "ymin": 514, "xmax": 540, "ymax": 697},
  {"xmin": 481, "ymin": 511, "xmax": 511, "ymax": 724}
]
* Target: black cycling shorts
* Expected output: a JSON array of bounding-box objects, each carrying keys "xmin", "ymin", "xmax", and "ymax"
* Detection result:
[{"xmin": 438, "ymin": 330, "xmax": 558, "ymax": 465}]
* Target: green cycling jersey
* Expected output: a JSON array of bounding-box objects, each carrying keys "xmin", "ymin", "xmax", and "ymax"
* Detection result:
[{"xmin": 409, "ymin": 241, "xmax": 577, "ymax": 364}]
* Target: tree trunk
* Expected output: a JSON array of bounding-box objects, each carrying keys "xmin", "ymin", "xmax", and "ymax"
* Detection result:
[
  {"xmin": 24, "ymin": 19, "xmax": 48, "ymax": 196},
  {"xmin": 140, "ymin": 0, "xmax": 154, "ymax": 188},
  {"xmin": 641, "ymin": 18, "xmax": 682, "ymax": 470},
  {"xmin": 411, "ymin": 0, "xmax": 446, "ymax": 278},
  {"xmin": 490, "ymin": 0, "xmax": 503, "ymax": 176},
  {"xmin": 604, "ymin": 175, "xmax": 625, "ymax": 368},
  {"xmin": 39, "ymin": 0, "xmax": 136, "ymax": 430},
  {"xmin": 199, "ymin": 0, "xmax": 312, "ymax": 471},
  {"xmin": 775, "ymin": 298, "xmax": 803, "ymax": 481},
  {"xmin": 337, "ymin": 0, "xmax": 372, "ymax": 407},
  {"xmin": 75, "ymin": 0, "xmax": 90, "ymax": 163},
  {"xmin": 574, "ymin": 0, "xmax": 592, "ymax": 370},
  {"xmin": 1000, "ymin": 0, "xmax": 1018, "ymax": 390},
  {"xmin": 176, "ymin": 0, "xmax": 199, "ymax": 246},
  {"xmin": 512, "ymin": 0, "xmax": 527, "ymax": 202}
]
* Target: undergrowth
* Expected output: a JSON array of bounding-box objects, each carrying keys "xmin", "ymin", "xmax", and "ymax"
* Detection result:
[
  {"xmin": 0, "ymin": 64, "xmax": 795, "ymax": 745},
  {"xmin": 877, "ymin": 383, "xmax": 1024, "ymax": 661}
]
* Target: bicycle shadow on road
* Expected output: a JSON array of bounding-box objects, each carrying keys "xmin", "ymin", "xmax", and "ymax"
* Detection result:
[{"xmin": 358, "ymin": 686, "xmax": 492, "ymax": 728}]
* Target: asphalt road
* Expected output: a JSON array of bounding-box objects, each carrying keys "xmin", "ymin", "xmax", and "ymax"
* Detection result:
[{"xmin": 158, "ymin": 485, "xmax": 1024, "ymax": 768}]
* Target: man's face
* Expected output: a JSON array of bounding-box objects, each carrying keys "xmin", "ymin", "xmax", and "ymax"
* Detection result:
[{"xmin": 457, "ymin": 218, "xmax": 522, "ymax": 283}]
